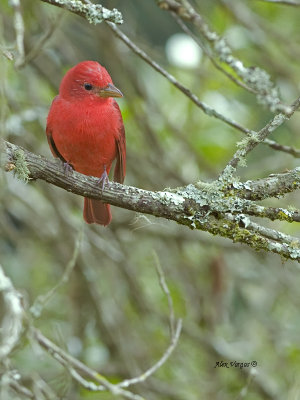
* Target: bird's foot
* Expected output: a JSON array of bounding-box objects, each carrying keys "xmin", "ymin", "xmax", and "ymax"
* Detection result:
[
  {"xmin": 62, "ymin": 161, "xmax": 74, "ymax": 175},
  {"xmin": 97, "ymin": 166, "xmax": 110, "ymax": 194}
]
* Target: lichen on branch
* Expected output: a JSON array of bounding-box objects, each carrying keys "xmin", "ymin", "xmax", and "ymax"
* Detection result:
[
  {"xmin": 10, "ymin": 148, "xmax": 31, "ymax": 183},
  {"xmin": 40, "ymin": 0, "xmax": 123, "ymax": 25},
  {"xmin": 2, "ymin": 140, "xmax": 300, "ymax": 262}
]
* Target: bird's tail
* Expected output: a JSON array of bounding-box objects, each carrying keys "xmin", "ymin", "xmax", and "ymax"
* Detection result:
[{"xmin": 83, "ymin": 198, "xmax": 112, "ymax": 226}]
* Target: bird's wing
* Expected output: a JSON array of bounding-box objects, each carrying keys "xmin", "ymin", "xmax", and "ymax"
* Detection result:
[
  {"xmin": 113, "ymin": 101, "xmax": 126, "ymax": 184},
  {"xmin": 46, "ymin": 96, "xmax": 67, "ymax": 163},
  {"xmin": 46, "ymin": 129, "xmax": 66, "ymax": 162}
]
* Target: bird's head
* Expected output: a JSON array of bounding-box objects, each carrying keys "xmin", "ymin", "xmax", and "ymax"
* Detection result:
[{"xmin": 59, "ymin": 61, "xmax": 123, "ymax": 102}]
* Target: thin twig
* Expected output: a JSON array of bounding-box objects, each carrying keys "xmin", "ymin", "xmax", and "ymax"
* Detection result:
[
  {"xmin": 31, "ymin": 373, "xmax": 58, "ymax": 400},
  {"xmin": 30, "ymin": 227, "xmax": 83, "ymax": 318},
  {"xmin": 172, "ymin": 12, "xmax": 258, "ymax": 94},
  {"xmin": 32, "ymin": 328, "xmax": 146, "ymax": 400},
  {"xmin": 152, "ymin": 251, "xmax": 175, "ymax": 337},
  {"xmin": 106, "ymin": 21, "xmax": 252, "ymax": 136},
  {"xmin": 171, "ymin": 11, "xmax": 300, "ymax": 158},
  {"xmin": 158, "ymin": 0, "xmax": 290, "ymax": 114},
  {"xmin": 221, "ymin": 96, "xmax": 300, "ymax": 173},
  {"xmin": 263, "ymin": 138, "xmax": 300, "ymax": 158},
  {"xmin": 1, "ymin": 48, "xmax": 14, "ymax": 61},
  {"xmin": 10, "ymin": 0, "xmax": 25, "ymax": 67},
  {"xmin": 117, "ymin": 320, "xmax": 182, "ymax": 389},
  {"xmin": 9, "ymin": 379, "xmax": 35, "ymax": 399},
  {"xmin": 67, "ymin": 365, "xmax": 104, "ymax": 392},
  {"xmin": 110, "ymin": 251, "xmax": 183, "ymax": 389}
]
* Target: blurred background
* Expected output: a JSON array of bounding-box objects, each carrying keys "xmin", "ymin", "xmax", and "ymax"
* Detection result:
[{"xmin": 1, "ymin": 0, "xmax": 300, "ymax": 399}]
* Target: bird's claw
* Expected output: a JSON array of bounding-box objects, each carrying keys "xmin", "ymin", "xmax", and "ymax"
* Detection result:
[
  {"xmin": 63, "ymin": 161, "xmax": 74, "ymax": 175},
  {"xmin": 97, "ymin": 166, "xmax": 110, "ymax": 194}
]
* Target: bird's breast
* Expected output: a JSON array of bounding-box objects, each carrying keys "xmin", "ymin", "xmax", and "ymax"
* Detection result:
[{"xmin": 50, "ymin": 98, "xmax": 120, "ymax": 177}]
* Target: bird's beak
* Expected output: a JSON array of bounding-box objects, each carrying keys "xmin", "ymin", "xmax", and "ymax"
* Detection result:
[{"xmin": 98, "ymin": 83, "xmax": 123, "ymax": 98}]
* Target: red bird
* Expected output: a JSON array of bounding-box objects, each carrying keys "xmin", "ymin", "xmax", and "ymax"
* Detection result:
[{"xmin": 46, "ymin": 61, "xmax": 126, "ymax": 226}]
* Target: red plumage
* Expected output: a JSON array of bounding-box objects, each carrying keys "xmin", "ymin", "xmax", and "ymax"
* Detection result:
[{"xmin": 46, "ymin": 61, "xmax": 126, "ymax": 226}]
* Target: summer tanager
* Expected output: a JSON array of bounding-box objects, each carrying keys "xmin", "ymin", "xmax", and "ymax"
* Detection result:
[{"xmin": 46, "ymin": 61, "xmax": 126, "ymax": 226}]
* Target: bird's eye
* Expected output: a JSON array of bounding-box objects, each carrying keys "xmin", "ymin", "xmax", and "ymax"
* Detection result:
[{"xmin": 84, "ymin": 83, "xmax": 93, "ymax": 91}]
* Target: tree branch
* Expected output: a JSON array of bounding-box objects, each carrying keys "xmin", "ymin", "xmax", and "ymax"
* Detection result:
[
  {"xmin": 40, "ymin": 0, "xmax": 123, "ymax": 24},
  {"xmin": 2, "ymin": 140, "xmax": 300, "ymax": 262}
]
